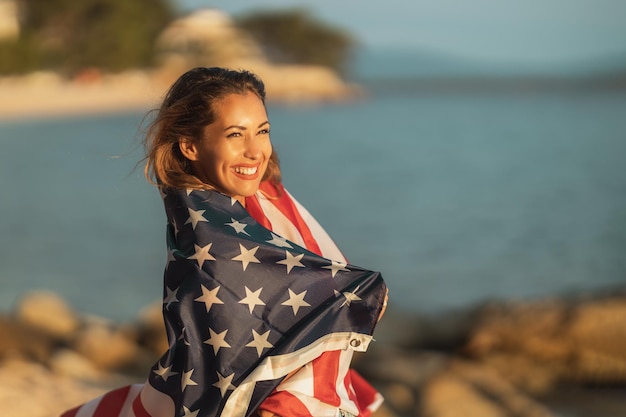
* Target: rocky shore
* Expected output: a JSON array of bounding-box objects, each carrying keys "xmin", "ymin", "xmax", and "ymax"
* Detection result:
[{"xmin": 3, "ymin": 286, "xmax": 626, "ymax": 417}]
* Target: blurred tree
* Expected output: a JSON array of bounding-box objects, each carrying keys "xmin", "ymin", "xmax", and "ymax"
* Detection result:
[
  {"xmin": 235, "ymin": 8, "xmax": 355, "ymax": 74},
  {"xmin": 1, "ymin": 0, "xmax": 174, "ymax": 74}
]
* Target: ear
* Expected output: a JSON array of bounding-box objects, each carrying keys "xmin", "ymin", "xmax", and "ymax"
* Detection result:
[{"xmin": 179, "ymin": 137, "xmax": 199, "ymax": 161}]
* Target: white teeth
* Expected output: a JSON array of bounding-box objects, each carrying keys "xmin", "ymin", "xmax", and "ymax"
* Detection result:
[{"xmin": 234, "ymin": 166, "xmax": 257, "ymax": 175}]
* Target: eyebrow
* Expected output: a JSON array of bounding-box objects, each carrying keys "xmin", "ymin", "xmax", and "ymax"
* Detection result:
[{"xmin": 224, "ymin": 121, "xmax": 270, "ymax": 131}]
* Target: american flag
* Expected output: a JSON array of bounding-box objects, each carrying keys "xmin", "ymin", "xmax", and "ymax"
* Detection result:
[{"xmin": 62, "ymin": 186, "xmax": 386, "ymax": 417}]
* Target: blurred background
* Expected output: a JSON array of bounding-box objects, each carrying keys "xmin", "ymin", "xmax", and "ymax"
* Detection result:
[{"xmin": 1, "ymin": 0, "xmax": 626, "ymax": 416}]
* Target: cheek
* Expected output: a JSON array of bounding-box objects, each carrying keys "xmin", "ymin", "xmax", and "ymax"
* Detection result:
[{"xmin": 264, "ymin": 140, "xmax": 273, "ymax": 158}]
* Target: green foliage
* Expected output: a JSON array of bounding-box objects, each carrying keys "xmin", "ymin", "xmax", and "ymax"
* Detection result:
[
  {"xmin": 7, "ymin": 0, "xmax": 175, "ymax": 75},
  {"xmin": 0, "ymin": 35, "xmax": 44, "ymax": 74},
  {"xmin": 235, "ymin": 8, "xmax": 355, "ymax": 74}
]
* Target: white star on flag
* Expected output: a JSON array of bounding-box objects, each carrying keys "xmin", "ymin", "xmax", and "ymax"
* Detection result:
[
  {"xmin": 181, "ymin": 369, "xmax": 198, "ymax": 391},
  {"xmin": 163, "ymin": 286, "xmax": 179, "ymax": 310},
  {"xmin": 203, "ymin": 328, "xmax": 231, "ymax": 354},
  {"xmin": 246, "ymin": 329, "xmax": 273, "ymax": 356},
  {"xmin": 281, "ymin": 289, "xmax": 310, "ymax": 315},
  {"xmin": 153, "ymin": 361, "xmax": 178, "ymax": 382},
  {"xmin": 277, "ymin": 250, "xmax": 305, "ymax": 274},
  {"xmin": 232, "ymin": 244, "xmax": 261, "ymax": 271},
  {"xmin": 194, "ymin": 285, "xmax": 224, "ymax": 312},
  {"xmin": 213, "ymin": 372, "xmax": 235, "ymax": 397},
  {"xmin": 185, "ymin": 208, "xmax": 209, "ymax": 230},
  {"xmin": 182, "ymin": 406, "xmax": 200, "ymax": 417},
  {"xmin": 188, "ymin": 243, "xmax": 216, "ymax": 267},
  {"xmin": 266, "ymin": 232, "xmax": 292, "ymax": 249},
  {"xmin": 322, "ymin": 260, "xmax": 350, "ymax": 278},
  {"xmin": 239, "ymin": 286, "xmax": 266, "ymax": 313},
  {"xmin": 341, "ymin": 285, "xmax": 362, "ymax": 307},
  {"xmin": 225, "ymin": 218, "xmax": 250, "ymax": 235}
]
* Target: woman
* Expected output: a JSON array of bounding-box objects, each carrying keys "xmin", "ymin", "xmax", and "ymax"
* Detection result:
[{"xmin": 61, "ymin": 67, "xmax": 387, "ymax": 417}]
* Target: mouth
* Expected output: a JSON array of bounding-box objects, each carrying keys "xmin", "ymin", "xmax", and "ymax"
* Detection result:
[{"xmin": 232, "ymin": 165, "xmax": 260, "ymax": 179}]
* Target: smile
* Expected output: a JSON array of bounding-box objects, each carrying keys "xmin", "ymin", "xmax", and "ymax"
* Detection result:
[{"xmin": 233, "ymin": 166, "xmax": 258, "ymax": 176}]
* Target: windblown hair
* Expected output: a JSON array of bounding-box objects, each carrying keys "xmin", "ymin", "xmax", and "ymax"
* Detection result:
[{"xmin": 142, "ymin": 67, "xmax": 281, "ymax": 190}]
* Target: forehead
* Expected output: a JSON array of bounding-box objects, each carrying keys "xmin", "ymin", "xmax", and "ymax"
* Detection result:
[{"xmin": 213, "ymin": 92, "xmax": 267, "ymax": 120}]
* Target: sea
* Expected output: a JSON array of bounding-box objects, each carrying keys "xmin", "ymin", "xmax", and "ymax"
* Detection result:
[{"xmin": 1, "ymin": 74, "xmax": 626, "ymax": 322}]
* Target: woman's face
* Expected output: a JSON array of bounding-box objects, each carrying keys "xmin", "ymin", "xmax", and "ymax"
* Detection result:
[{"xmin": 181, "ymin": 92, "xmax": 272, "ymax": 204}]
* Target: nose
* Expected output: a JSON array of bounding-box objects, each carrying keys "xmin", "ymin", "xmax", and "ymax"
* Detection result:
[{"xmin": 244, "ymin": 138, "xmax": 262, "ymax": 160}]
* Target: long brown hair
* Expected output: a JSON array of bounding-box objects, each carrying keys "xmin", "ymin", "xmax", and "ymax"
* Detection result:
[{"xmin": 142, "ymin": 67, "xmax": 281, "ymax": 190}]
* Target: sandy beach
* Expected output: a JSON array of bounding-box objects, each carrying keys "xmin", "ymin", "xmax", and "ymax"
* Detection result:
[
  {"xmin": 0, "ymin": 63, "xmax": 363, "ymax": 121},
  {"xmin": 0, "ymin": 71, "xmax": 165, "ymax": 121}
]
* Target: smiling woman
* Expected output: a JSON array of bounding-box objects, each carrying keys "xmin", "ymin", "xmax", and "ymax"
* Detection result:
[
  {"xmin": 178, "ymin": 92, "xmax": 273, "ymax": 205},
  {"xmin": 60, "ymin": 67, "xmax": 388, "ymax": 417},
  {"xmin": 141, "ymin": 67, "xmax": 281, "ymax": 195}
]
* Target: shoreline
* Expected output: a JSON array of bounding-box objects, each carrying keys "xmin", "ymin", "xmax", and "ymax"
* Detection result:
[
  {"xmin": 0, "ymin": 64, "xmax": 364, "ymax": 122},
  {"xmin": 0, "ymin": 71, "xmax": 165, "ymax": 121}
]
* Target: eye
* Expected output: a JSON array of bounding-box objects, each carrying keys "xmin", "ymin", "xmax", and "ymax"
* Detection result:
[
  {"xmin": 227, "ymin": 131, "xmax": 242, "ymax": 138},
  {"xmin": 258, "ymin": 128, "xmax": 270, "ymax": 135}
]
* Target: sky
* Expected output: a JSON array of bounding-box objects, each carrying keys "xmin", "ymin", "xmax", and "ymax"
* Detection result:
[{"xmin": 177, "ymin": 0, "xmax": 626, "ymax": 67}]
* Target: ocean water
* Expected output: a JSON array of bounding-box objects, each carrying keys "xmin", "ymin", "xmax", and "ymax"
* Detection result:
[{"xmin": 1, "ymin": 86, "xmax": 625, "ymax": 321}]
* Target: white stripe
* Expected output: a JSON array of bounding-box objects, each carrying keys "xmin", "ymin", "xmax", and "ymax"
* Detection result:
[
  {"xmin": 281, "ymin": 390, "xmax": 339, "ymax": 417},
  {"xmin": 367, "ymin": 393, "xmax": 385, "ymax": 413},
  {"xmin": 256, "ymin": 193, "xmax": 307, "ymax": 248},
  {"xmin": 140, "ymin": 380, "xmax": 176, "ymax": 417},
  {"xmin": 272, "ymin": 350, "xmax": 358, "ymax": 415},
  {"xmin": 255, "ymin": 189, "xmax": 347, "ymax": 263},
  {"xmin": 286, "ymin": 190, "xmax": 347, "ymax": 263},
  {"xmin": 273, "ymin": 360, "xmax": 315, "ymax": 394},
  {"xmin": 118, "ymin": 384, "xmax": 143, "ymax": 417},
  {"xmin": 335, "ymin": 351, "xmax": 359, "ymax": 415},
  {"xmin": 221, "ymin": 332, "xmax": 373, "ymax": 417},
  {"xmin": 74, "ymin": 395, "xmax": 102, "ymax": 417}
]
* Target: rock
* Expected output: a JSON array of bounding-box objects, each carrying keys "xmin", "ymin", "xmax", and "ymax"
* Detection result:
[
  {"xmin": 566, "ymin": 298, "xmax": 626, "ymax": 383},
  {"xmin": 377, "ymin": 382, "xmax": 416, "ymax": 416},
  {"xmin": 464, "ymin": 293, "xmax": 626, "ymax": 388},
  {"xmin": 356, "ymin": 345, "xmax": 448, "ymax": 388},
  {"xmin": 2, "ymin": 287, "xmax": 626, "ymax": 416},
  {"xmin": 135, "ymin": 300, "xmax": 169, "ymax": 355},
  {"xmin": 0, "ymin": 358, "xmax": 109, "ymax": 417},
  {"xmin": 74, "ymin": 318, "xmax": 140, "ymax": 371},
  {"xmin": 49, "ymin": 348, "xmax": 104, "ymax": 380},
  {"xmin": 422, "ymin": 360, "xmax": 555, "ymax": 417},
  {"xmin": 15, "ymin": 290, "xmax": 80, "ymax": 341},
  {"xmin": 0, "ymin": 315, "xmax": 55, "ymax": 362},
  {"xmin": 422, "ymin": 371, "xmax": 508, "ymax": 417}
]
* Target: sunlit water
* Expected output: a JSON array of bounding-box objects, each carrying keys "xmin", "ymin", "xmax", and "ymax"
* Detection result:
[{"xmin": 1, "ymin": 87, "xmax": 625, "ymax": 321}]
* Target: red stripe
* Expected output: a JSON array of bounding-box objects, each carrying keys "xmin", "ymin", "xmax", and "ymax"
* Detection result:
[
  {"xmin": 312, "ymin": 351, "xmax": 341, "ymax": 407},
  {"xmin": 92, "ymin": 385, "xmax": 132, "ymax": 417},
  {"xmin": 257, "ymin": 182, "xmax": 323, "ymax": 256},
  {"xmin": 348, "ymin": 370, "xmax": 378, "ymax": 417},
  {"xmin": 132, "ymin": 392, "xmax": 152, "ymax": 417},
  {"xmin": 244, "ymin": 190, "xmax": 272, "ymax": 230},
  {"xmin": 60, "ymin": 406, "xmax": 80, "ymax": 417},
  {"xmin": 257, "ymin": 390, "xmax": 315, "ymax": 417}
]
